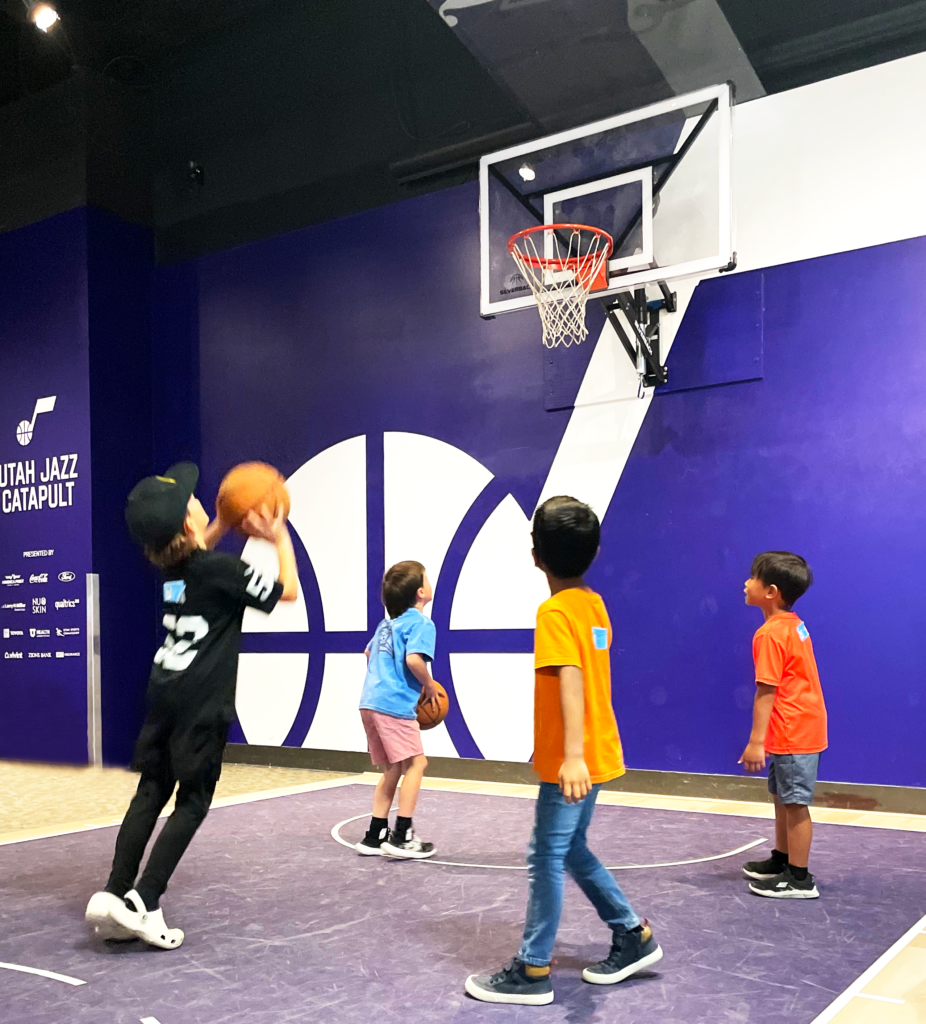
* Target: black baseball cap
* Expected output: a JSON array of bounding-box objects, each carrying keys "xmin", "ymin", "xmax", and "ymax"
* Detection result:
[{"xmin": 125, "ymin": 462, "xmax": 199, "ymax": 550}]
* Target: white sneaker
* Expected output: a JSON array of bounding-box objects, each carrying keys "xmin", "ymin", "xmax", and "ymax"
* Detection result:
[
  {"xmin": 381, "ymin": 830, "xmax": 435, "ymax": 860},
  {"xmin": 85, "ymin": 891, "xmax": 135, "ymax": 941},
  {"xmin": 108, "ymin": 889, "xmax": 185, "ymax": 949}
]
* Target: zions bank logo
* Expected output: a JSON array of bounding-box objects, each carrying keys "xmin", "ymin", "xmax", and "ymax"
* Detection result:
[{"xmin": 16, "ymin": 396, "xmax": 56, "ymax": 446}]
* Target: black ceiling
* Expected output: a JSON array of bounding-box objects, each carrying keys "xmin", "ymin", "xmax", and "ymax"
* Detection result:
[{"xmin": 2, "ymin": 0, "xmax": 926, "ymax": 261}]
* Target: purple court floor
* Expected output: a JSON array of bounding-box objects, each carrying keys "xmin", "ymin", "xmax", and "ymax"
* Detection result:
[{"xmin": 2, "ymin": 782, "xmax": 926, "ymax": 1024}]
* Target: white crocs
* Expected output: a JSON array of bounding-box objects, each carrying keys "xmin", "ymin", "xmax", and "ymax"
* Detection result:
[
  {"xmin": 108, "ymin": 889, "xmax": 185, "ymax": 950},
  {"xmin": 85, "ymin": 891, "xmax": 135, "ymax": 941}
]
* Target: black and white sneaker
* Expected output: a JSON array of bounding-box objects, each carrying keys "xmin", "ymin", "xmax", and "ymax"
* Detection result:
[
  {"xmin": 582, "ymin": 922, "xmax": 663, "ymax": 985},
  {"xmin": 743, "ymin": 854, "xmax": 787, "ymax": 880},
  {"xmin": 465, "ymin": 958, "xmax": 554, "ymax": 1005},
  {"xmin": 381, "ymin": 829, "xmax": 435, "ymax": 860},
  {"xmin": 355, "ymin": 826, "xmax": 390, "ymax": 856},
  {"xmin": 748, "ymin": 866, "xmax": 819, "ymax": 899}
]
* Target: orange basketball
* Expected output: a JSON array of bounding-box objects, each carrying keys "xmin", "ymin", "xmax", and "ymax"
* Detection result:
[
  {"xmin": 417, "ymin": 682, "xmax": 449, "ymax": 730},
  {"xmin": 216, "ymin": 462, "xmax": 290, "ymax": 533}
]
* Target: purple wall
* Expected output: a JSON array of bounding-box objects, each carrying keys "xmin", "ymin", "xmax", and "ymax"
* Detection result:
[
  {"xmin": 0, "ymin": 210, "xmax": 93, "ymax": 764},
  {"xmin": 195, "ymin": 181, "xmax": 926, "ymax": 788}
]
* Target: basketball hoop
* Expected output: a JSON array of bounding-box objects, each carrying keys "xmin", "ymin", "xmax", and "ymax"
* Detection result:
[{"xmin": 508, "ymin": 224, "xmax": 613, "ymax": 348}]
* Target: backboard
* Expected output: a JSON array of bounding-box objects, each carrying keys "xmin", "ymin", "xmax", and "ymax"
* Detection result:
[{"xmin": 479, "ymin": 83, "xmax": 734, "ymax": 317}]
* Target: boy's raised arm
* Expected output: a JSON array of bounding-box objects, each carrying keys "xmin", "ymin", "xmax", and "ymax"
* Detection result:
[
  {"xmin": 558, "ymin": 665, "xmax": 591, "ymax": 804},
  {"xmin": 203, "ymin": 516, "xmax": 228, "ymax": 550},
  {"xmin": 241, "ymin": 507, "xmax": 298, "ymax": 602},
  {"xmin": 273, "ymin": 523, "xmax": 298, "ymax": 602}
]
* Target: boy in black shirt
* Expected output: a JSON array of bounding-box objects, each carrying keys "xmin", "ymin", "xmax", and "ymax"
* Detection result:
[{"xmin": 85, "ymin": 462, "xmax": 298, "ymax": 949}]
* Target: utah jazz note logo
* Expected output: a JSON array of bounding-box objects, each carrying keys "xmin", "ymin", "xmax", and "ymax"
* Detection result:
[{"xmin": 16, "ymin": 396, "xmax": 56, "ymax": 446}]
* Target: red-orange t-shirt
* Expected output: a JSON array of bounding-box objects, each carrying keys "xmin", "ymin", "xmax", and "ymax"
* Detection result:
[
  {"xmin": 753, "ymin": 612, "xmax": 827, "ymax": 755},
  {"xmin": 533, "ymin": 588, "xmax": 625, "ymax": 785}
]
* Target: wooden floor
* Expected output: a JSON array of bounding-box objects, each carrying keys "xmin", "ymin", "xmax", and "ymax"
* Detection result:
[
  {"xmin": 3, "ymin": 762, "xmax": 926, "ymax": 1021},
  {"xmin": 0, "ymin": 760, "xmax": 349, "ymax": 842}
]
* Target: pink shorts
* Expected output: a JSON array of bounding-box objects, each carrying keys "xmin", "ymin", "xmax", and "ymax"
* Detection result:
[{"xmin": 360, "ymin": 709, "xmax": 423, "ymax": 766}]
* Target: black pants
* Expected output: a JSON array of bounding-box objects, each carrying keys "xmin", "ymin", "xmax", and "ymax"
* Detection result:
[{"xmin": 106, "ymin": 764, "xmax": 217, "ymax": 909}]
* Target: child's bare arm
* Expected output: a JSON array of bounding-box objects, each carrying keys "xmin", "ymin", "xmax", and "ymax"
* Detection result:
[
  {"xmin": 203, "ymin": 516, "xmax": 228, "ymax": 550},
  {"xmin": 241, "ymin": 508, "xmax": 298, "ymax": 602},
  {"xmin": 273, "ymin": 523, "xmax": 298, "ymax": 602},
  {"xmin": 406, "ymin": 653, "xmax": 439, "ymax": 709},
  {"xmin": 739, "ymin": 683, "xmax": 777, "ymax": 773},
  {"xmin": 558, "ymin": 665, "xmax": 591, "ymax": 803}
]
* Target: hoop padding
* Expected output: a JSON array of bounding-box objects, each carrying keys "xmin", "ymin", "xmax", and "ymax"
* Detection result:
[{"xmin": 508, "ymin": 224, "xmax": 613, "ymax": 348}]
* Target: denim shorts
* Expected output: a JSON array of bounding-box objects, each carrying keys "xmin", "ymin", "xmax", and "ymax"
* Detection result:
[{"xmin": 768, "ymin": 753, "xmax": 821, "ymax": 805}]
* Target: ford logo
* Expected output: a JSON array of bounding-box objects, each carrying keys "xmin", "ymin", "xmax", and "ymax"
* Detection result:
[{"xmin": 58, "ymin": 572, "xmax": 76, "ymax": 582}]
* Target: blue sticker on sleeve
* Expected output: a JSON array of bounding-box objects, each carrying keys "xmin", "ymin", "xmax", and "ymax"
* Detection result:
[
  {"xmin": 796, "ymin": 621, "xmax": 809, "ymax": 641},
  {"xmin": 591, "ymin": 626, "xmax": 608, "ymax": 650},
  {"xmin": 163, "ymin": 580, "xmax": 186, "ymax": 604}
]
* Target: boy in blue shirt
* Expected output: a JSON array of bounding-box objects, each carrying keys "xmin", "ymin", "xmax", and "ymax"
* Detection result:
[{"xmin": 356, "ymin": 560, "xmax": 440, "ymax": 859}]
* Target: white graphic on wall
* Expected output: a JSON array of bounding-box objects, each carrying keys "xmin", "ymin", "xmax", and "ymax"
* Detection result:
[
  {"xmin": 234, "ymin": 278, "xmax": 694, "ymax": 764},
  {"xmin": 16, "ymin": 396, "xmax": 56, "ymax": 446}
]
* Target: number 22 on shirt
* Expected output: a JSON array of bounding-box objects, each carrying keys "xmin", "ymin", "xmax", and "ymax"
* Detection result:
[{"xmin": 154, "ymin": 614, "xmax": 209, "ymax": 672}]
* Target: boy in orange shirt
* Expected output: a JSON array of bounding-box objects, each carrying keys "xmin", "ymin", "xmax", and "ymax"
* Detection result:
[
  {"xmin": 739, "ymin": 551, "xmax": 827, "ymax": 899},
  {"xmin": 465, "ymin": 496, "xmax": 661, "ymax": 1005}
]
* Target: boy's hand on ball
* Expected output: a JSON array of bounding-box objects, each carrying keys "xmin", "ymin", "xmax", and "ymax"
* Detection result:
[
  {"xmin": 421, "ymin": 680, "xmax": 440, "ymax": 711},
  {"xmin": 739, "ymin": 742, "xmax": 766, "ymax": 774},
  {"xmin": 559, "ymin": 757, "xmax": 591, "ymax": 803},
  {"xmin": 241, "ymin": 505, "xmax": 277, "ymax": 542}
]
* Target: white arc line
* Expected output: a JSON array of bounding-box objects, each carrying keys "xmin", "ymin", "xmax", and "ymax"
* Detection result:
[
  {"xmin": 0, "ymin": 962, "xmax": 85, "ymax": 986},
  {"xmin": 140, "ymin": 1017, "xmax": 164, "ymax": 1023},
  {"xmin": 808, "ymin": 913, "xmax": 926, "ymax": 1023},
  {"xmin": 332, "ymin": 812, "xmax": 765, "ymax": 870}
]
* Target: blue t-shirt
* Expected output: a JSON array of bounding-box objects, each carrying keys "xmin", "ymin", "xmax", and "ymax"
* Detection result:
[{"xmin": 359, "ymin": 608, "xmax": 437, "ymax": 720}]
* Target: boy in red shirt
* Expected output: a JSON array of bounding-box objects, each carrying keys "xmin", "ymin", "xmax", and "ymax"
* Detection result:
[{"xmin": 739, "ymin": 551, "xmax": 827, "ymax": 899}]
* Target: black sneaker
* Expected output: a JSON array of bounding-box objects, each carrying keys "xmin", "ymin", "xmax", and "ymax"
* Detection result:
[
  {"xmin": 381, "ymin": 829, "xmax": 435, "ymax": 860},
  {"xmin": 355, "ymin": 825, "xmax": 390, "ymax": 856},
  {"xmin": 465, "ymin": 958, "xmax": 554, "ymax": 1005},
  {"xmin": 743, "ymin": 855, "xmax": 787, "ymax": 880},
  {"xmin": 582, "ymin": 922, "xmax": 663, "ymax": 985},
  {"xmin": 748, "ymin": 866, "xmax": 819, "ymax": 899}
]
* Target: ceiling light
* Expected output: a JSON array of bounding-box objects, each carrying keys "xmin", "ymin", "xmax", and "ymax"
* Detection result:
[
  {"xmin": 518, "ymin": 163, "xmax": 536, "ymax": 182},
  {"xmin": 29, "ymin": 3, "xmax": 59, "ymax": 31}
]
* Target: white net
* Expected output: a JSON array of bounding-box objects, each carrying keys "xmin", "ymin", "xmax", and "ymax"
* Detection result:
[{"xmin": 508, "ymin": 225, "xmax": 612, "ymax": 348}]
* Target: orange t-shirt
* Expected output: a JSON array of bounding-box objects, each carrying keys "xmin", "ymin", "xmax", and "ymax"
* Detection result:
[
  {"xmin": 533, "ymin": 588, "xmax": 625, "ymax": 785},
  {"xmin": 753, "ymin": 612, "xmax": 827, "ymax": 755}
]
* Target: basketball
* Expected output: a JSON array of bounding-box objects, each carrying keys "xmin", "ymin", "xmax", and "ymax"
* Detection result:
[
  {"xmin": 417, "ymin": 682, "xmax": 449, "ymax": 730},
  {"xmin": 216, "ymin": 462, "xmax": 290, "ymax": 532}
]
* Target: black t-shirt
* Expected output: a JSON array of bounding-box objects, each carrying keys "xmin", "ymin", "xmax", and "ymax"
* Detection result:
[{"xmin": 147, "ymin": 549, "xmax": 283, "ymax": 725}]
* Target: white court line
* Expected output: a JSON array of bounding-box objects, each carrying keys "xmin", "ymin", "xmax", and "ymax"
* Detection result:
[
  {"xmin": 140, "ymin": 1017, "xmax": 163, "ymax": 1023},
  {"xmin": 856, "ymin": 993, "xmax": 905, "ymax": 1005},
  {"xmin": 331, "ymin": 810, "xmax": 765, "ymax": 870},
  {"xmin": 0, "ymin": 962, "xmax": 86, "ymax": 986},
  {"xmin": 808, "ymin": 913, "xmax": 926, "ymax": 1023}
]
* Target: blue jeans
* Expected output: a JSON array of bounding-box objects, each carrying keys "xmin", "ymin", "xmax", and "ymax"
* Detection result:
[{"xmin": 518, "ymin": 782, "xmax": 641, "ymax": 966}]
